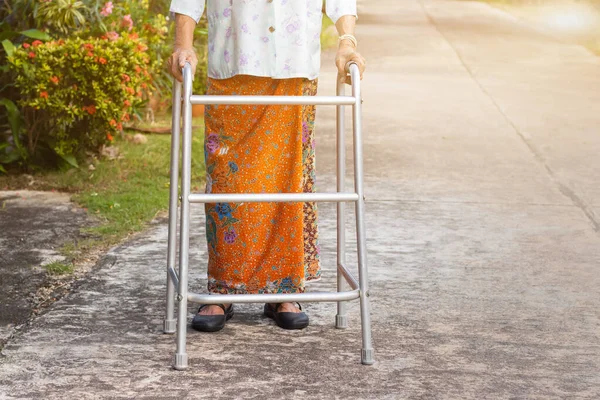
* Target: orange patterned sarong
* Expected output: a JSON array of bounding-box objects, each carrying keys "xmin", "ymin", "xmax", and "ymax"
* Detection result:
[{"xmin": 204, "ymin": 75, "xmax": 321, "ymax": 294}]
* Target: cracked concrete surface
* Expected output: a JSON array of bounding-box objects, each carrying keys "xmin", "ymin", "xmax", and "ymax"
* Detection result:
[
  {"xmin": 0, "ymin": 191, "xmax": 95, "ymax": 346},
  {"xmin": 1, "ymin": 0, "xmax": 600, "ymax": 398}
]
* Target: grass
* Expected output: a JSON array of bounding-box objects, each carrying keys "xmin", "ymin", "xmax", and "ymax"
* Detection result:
[
  {"xmin": 129, "ymin": 112, "xmax": 204, "ymax": 132},
  {"xmin": 44, "ymin": 261, "xmax": 74, "ymax": 276},
  {"xmin": 0, "ymin": 116, "xmax": 206, "ymax": 258}
]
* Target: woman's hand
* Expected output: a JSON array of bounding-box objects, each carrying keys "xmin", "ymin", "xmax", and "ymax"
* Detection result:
[
  {"xmin": 168, "ymin": 14, "xmax": 198, "ymax": 82},
  {"xmin": 335, "ymin": 42, "xmax": 366, "ymax": 85},
  {"xmin": 167, "ymin": 47, "xmax": 198, "ymax": 83}
]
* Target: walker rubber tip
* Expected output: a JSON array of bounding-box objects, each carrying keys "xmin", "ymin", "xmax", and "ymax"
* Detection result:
[
  {"xmin": 173, "ymin": 354, "xmax": 188, "ymax": 370},
  {"xmin": 361, "ymin": 349, "xmax": 375, "ymax": 365},
  {"xmin": 163, "ymin": 319, "xmax": 176, "ymax": 334},
  {"xmin": 335, "ymin": 315, "xmax": 349, "ymax": 329}
]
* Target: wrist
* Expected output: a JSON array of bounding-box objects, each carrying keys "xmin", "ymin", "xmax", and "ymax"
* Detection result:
[
  {"xmin": 339, "ymin": 40, "xmax": 356, "ymax": 50},
  {"xmin": 338, "ymin": 34, "xmax": 357, "ymax": 50},
  {"xmin": 174, "ymin": 45, "xmax": 194, "ymax": 52}
]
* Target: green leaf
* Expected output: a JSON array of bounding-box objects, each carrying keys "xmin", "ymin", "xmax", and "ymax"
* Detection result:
[
  {"xmin": 20, "ymin": 29, "xmax": 53, "ymax": 41},
  {"xmin": 59, "ymin": 153, "xmax": 79, "ymax": 169},
  {"xmin": 0, "ymin": 149, "xmax": 22, "ymax": 164},
  {"xmin": 1, "ymin": 39, "xmax": 15, "ymax": 57},
  {"xmin": 0, "ymin": 164, "xmax": 6, "ymax": 174},
  {"xmin": 0, "ymin": 98, "xmax": 23, "ymax": 150}
]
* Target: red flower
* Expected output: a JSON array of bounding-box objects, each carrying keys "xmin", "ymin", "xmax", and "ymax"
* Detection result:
[
  {"xmin": 130, "ymin": 32, "xmax": 139, "ymax": 40},
  {"xmin": 136, "ymin": 43, "xmax": 147, "ymax": 52},
  {"xmin": 124, "ymin": 86, "xmax": 135, "ymax": 95},
  {"xmin": 116, "ymin": 122, "xmax": 123, "ymax": 130},
  {"xmin": 123, "ymin": 99, "xmax": 131, "ymax": 107},
  {"xmin": 22, "ymin": 43, "xmax": 30, "ymax": 49},
  {"xmin": 106, "ymin": 132, "xmax": 114, "ymax": 141},
  {"xmin": 134, "ymin": 65, "xmax": 142, "ymax": 74},
  {"xmin": 83, "ymin": 105, "xmax": 97, "ymax": 115},
  {"xmin": 87, "ymin": 51, "xmax": 94, "ymax": 57},
  {"xmin": 121, "ymin": 74, "xmax": 131, "ymax": 82},
  {"xmin": 40, "ymin": 91, "xmax": 48, "ymax": 99},
  {"xmin": 58, "ymin": 39, "xmax": 65, "ymax": 45},
  {"xmin": 109, "ymin": 119, "xmax": 117, "ymax": 127},
  {"xmin": 121, "ymin": 113, "xmax": 130, "ymax": 121},
  {"xmin": 32, "ymin": 40, "xmax": 43, "ymax": 47},
  {"xmin": 136, "ymin": 91, "xmax": 142, "ymax": 98},
  {"xmin": 28, "ymin": 52, "xmax": 35, "ymax": 59},
  {"xmin": 98, "ymin": 57, "xmax": 107, "ymax": 64},
  {"xmin": 50, "ymin": 76, "xmax": 59, "ymax": 84},
  {"xmin": 83, "ymin": 43, "xmax": 94, "ymax": 50}
]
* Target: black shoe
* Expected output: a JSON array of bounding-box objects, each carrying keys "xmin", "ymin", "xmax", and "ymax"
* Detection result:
[
  {"xmin": 191, "ymin": 304, "xmax": 234, "ymax": 332},
  {"xmin": 263, "ymin": 303, "xmax": 309, "ymax": 330}
]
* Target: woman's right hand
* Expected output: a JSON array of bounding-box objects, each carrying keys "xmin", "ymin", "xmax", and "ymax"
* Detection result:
[{"xmin": 168, "ymin": 47, "xmax": 198, "ymax": 83}]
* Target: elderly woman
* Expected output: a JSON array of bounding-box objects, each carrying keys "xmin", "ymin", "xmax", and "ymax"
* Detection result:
[{"xmin": 168, "ymin": 0, "xmax": 365, "ymax": 332}]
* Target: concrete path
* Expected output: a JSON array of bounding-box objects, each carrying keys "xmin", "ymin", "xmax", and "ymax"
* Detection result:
[
  {"xmin": 0, "ymin": 191, "xmax": 95, "ymax": 346},
  {"xmin": 2, "ymin": 0, "xmax": 600, "ymax": 398}
]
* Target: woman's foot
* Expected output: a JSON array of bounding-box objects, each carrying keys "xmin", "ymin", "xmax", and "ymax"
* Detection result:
[
  {"xmin": 198, "ymin": 304, "xmax": 230, "ymax": 315},
  {"xmin": 264, "ymin": 302, "xmax": 309, "ymax": 330},
  {"xmin": 274, "ymin": 302, "xmax": 303, "ymax": 313},
  {"xmin": 191, "ymin": 304, "xmax": 234, "ymax": 332}
]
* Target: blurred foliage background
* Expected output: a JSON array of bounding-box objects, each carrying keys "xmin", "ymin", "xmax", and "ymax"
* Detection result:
[{"xmin": 0, "ymin": 0, "xmax": 208, "ymax": 172}]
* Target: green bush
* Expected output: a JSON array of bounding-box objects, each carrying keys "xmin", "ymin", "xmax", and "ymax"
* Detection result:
[
  {"xmin": 7, "ymin": 35, "xmax": 154, "ymax": 165},
  {"xmin": 0, "ymin": 0, "xmax": 208, "ymax": 171}
]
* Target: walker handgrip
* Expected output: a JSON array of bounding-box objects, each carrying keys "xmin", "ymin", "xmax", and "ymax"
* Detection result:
[
  {"xmin": 181, "ymin": 62, "xmax": 193, "ymax": 88},
  {"xmin": 345, "ymin": 61, "xmax": 358, "ymax": 74},
  {"xmin": 345, "ymin": 62, "xmax": 361, "ymax": 91}
]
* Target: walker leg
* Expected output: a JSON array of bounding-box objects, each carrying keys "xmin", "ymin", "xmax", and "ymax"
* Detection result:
[
  {"xmin": 335, "ymin": 80, "xmax": 348, "ymax": 329},
  {"xmin": 174, "ymin": 67, "xmax": 194, "ymax": 370},
  {"xmin": 351, "ymin": 67, "xmax": 374, "ymax": 365},
  {"xmin": 164, "ymin": 80, "xmax": 181, "ymax": 335}
]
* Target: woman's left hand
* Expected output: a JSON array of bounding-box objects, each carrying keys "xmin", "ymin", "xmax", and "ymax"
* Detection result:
[{"xmin": 335, "ymin": 42, "xmax": 366, "ymax": 85}]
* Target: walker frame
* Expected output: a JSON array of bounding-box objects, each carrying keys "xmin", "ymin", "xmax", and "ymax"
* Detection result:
[{"xmin": 164, "ymin": 62, "xmax": 374, "ymax": 370}]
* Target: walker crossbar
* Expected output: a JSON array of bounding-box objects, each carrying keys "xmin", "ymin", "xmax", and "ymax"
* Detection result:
[
  {"xmin": 168, "ymin": 266, "xmax": 359, "ymax": 303},
  {"xmin": 338, "ymin": 263, "xmax": 360, "ymax": 290},
  {"xmin": 188, "ymin": 192, "xmax": 359, "ymax": 203},
  {"xmin": 190, "ymin": 95, "xmax": 356, "ymax": 106},
  {"xmin": 188, "ymin": 289, "xmax": 360, "ymax": 304},
  {"xmin": 168, "ymin": 262, "xmax": 359, "ymax": 300},
  {"xmin": 164, "ymin": 61, "xmax": 374, "ymax": 370},
  {"xmin": 167, "ymin": 267, "xmax": 179, "ymax": 288}
]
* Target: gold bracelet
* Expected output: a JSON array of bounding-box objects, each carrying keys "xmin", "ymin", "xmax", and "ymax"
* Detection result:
[{"xmin": 338, "ymin": 34, "xmax": 358, "ymax": 48}]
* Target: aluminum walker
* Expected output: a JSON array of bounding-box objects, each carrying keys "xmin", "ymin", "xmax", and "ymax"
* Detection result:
[{"xmin": 164, "ymin": 62, "xmax": 374, "ymax": 370}]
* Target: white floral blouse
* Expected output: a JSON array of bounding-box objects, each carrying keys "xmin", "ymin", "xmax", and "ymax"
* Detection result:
[{"xmin": 169, "ymin": 0, "xmax": 357, "ymax": 80}]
